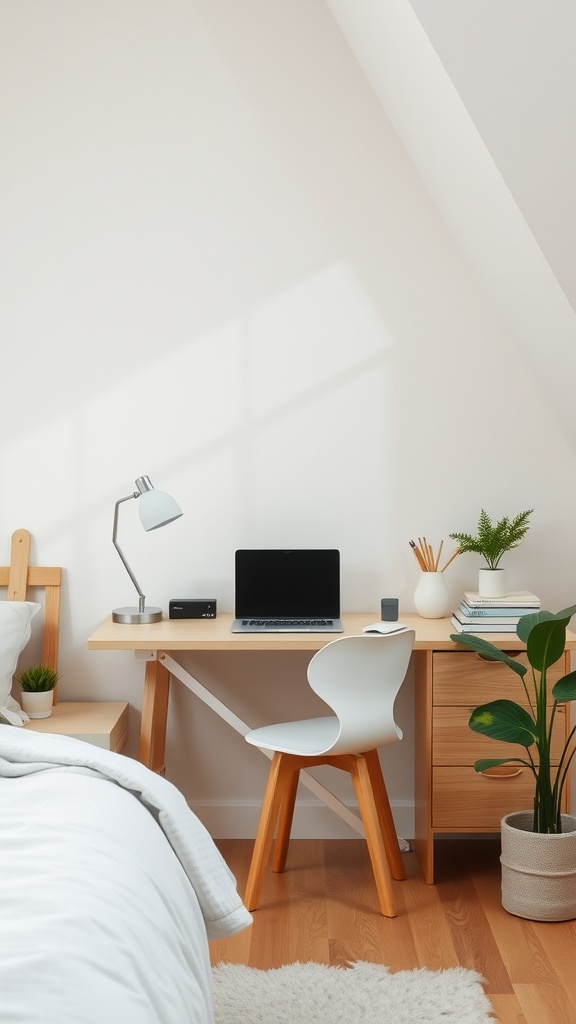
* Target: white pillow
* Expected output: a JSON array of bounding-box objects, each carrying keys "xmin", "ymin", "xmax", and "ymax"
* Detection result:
[{"xmin": 0, "ymin": 601, "xmax": 41, "ymax": 727}]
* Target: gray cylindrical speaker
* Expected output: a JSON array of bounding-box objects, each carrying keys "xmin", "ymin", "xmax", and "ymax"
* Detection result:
[{"xmin": 380, "ymin": 598, "xmax": 399, "ymax": 621}]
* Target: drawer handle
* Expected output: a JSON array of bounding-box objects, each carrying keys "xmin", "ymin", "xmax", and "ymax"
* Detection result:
[
  {"xmin": 479, "ymin": 766, "xmax": 522, "ymax": 779},
  {"xmin": 474, "ymin": 651, "xmax": 522, "ymax": 663}
]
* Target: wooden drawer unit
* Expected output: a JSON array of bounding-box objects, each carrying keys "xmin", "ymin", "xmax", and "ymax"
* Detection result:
[
  {"xmin": 432, "ymin": 653, "xmax": 569, "ymax": 829},
  {"xmin": 432, "ymin": 651, "xmax": 565, "ymax": 705},
  {"xmin": 432, "ymin": 704, "xmax": 567, "ymax": 766},
  {"xmin": 414, "ymin": 644, "xmax": 572, "ymax": 884},
  {"xmin": 432, "ymin": 765, "xmax": 542, "ymax": 829}
]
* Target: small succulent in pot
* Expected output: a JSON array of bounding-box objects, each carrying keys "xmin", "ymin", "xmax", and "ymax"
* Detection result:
[{"xmin": 18, "ymin": 665, "xmax": 59, "ymax": 692}]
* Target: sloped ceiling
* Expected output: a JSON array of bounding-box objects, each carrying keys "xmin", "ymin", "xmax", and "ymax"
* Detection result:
[
  {"xmin": 409, "ymin": 0, "xmax": 576, "ymax": 315},
  {"xmin": 324, "ymin": 0, "xmax": 576, "ymax": 450}
]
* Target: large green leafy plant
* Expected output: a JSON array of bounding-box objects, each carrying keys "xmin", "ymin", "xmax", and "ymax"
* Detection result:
[
  {"xmin": 450, "ymin": 606, "xmax": 576, "ymax": 833},
  {"xmin": 449, "ymin": 508, "xmax": 533, "ymax": 570}
]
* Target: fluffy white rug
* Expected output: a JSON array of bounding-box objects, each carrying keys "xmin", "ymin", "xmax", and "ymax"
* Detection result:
[{"xmin": 212, "ymin": 960, "xmax": 495, "ymax": 1024}]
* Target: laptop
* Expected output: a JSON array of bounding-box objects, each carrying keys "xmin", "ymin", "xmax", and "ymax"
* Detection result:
[{"xmin": 232, "ymin": 549, "xmax": 344, "ymax": 633}]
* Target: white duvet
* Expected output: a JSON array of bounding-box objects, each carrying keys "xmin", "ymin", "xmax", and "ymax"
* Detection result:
[{"xmin": 0, "ymin": 728, "xmax": 252, "ymax": 1024}]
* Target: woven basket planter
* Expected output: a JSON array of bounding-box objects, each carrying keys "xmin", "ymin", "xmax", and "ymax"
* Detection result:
[{"xmin": 501, "ymin": 811, "xmax": 576, "ymax": 921}]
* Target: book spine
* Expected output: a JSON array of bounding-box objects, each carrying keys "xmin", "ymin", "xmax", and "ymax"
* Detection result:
[
  {"xmin": 459, "ymin": 605, "xmax": 533, "ymax": 619},
  {"xmin": 461, "ymin": 598, "xmax": 537, "ymax": 602},
  {"xmin": 450, "ymin": 616, "xmax": 518, "ymax": 633},
  {"xmin": 457, "ymin": 615, "xmax": 520, "ymax": 625},
  {"xmin": 463, "ymin": 596, "xmax": 539, "ymax": 608}
]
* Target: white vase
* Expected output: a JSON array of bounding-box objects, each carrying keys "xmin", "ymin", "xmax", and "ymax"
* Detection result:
[
  {"xmin": 501, "ymin": 811, "xmax": 576, "ymax": 921},
  {"xmin": 478, "ymin": 568, "xmax": 507, "ymax": 598},
  {"xmin": 414, "ymin": 572, "xmax": 450, "ymax": 619},
  {"xmin": 21, "ymin": 690, "xmax": 53, "ymax": 720}
]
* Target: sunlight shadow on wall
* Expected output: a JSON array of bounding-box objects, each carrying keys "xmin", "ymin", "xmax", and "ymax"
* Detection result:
[{"xmin": 2, "ymin": 260, "xmax": 401, "ymax": 616}]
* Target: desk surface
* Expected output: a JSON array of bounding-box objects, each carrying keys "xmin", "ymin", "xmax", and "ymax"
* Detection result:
[{"xmin": 88, "ymin": 612, "xmax": 576, "ymax": 652}]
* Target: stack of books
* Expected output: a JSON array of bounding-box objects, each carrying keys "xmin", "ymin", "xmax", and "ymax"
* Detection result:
[{"xmin": 451, "ymin": 590, "xmax": 540, "ymax": 633}]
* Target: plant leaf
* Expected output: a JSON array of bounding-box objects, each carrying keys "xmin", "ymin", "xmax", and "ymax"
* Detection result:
[
  {"xmin": 469, "ymin": 699, "xmax": 537, "ymax": 746},
  {"xmin": 516, "ymin": 604, "xmax": 576, "ymax": 644},
  {"xmin": 555, "ymin": 603, "xmax": 576, "ymax": 621},
  {"xmin": 526, "ymin": 618, "xmax": 569, "ymax": 672},
  {"xmin": 552, "ymin": 671, "xmax": 576, "ymax": 702},
  {"xmin": 515, "ymin": 610, "xmax": 554, "ymax": 641},
  {"xmin": 450, "ymin": 632, "xmax": 527, "ymax": 678}
]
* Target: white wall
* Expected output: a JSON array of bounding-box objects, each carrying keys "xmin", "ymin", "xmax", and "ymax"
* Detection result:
[
  {"xmin": 2, "ymin": 0, "xmax": 575, "ymax": 837},
  {"xmin": 409, "ymin": 0, "xmax": 576, "ymax": 316}
]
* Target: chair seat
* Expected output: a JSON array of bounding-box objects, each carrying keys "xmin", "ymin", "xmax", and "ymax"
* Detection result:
[{"xmin": 246, "ymin": 715, "xmax": 340, "ymax": 756}]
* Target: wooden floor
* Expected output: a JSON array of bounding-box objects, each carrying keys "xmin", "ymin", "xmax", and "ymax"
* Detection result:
[{"xmin": 210, "ymin": 837, "xmax": 576, "ymax": 1024}]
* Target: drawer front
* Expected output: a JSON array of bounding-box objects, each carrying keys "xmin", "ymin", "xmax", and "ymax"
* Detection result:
[
  {"xmin": 433, "ymin": 651, "xmax": 566, "ymax": 706},
  {"xmin": 432, "ymin": 766, "xmax": 545, "ymax": 829},
  {"xmin": 433, "ymin": 705, "xmax": 568, "ymax": 765}
]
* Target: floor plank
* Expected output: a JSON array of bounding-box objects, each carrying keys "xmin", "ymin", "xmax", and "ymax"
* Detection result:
[{"xmin": 211, "ymin": 837, "xmax": 574, "ymax": 1024}]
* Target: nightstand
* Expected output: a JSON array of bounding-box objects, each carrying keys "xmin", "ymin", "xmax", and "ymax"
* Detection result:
[{"xmin": 25, "ymin": 701, "xmax": 129, "ymax": 752}]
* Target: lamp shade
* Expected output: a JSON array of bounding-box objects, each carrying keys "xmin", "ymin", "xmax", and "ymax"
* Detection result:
[{"xmin": 138, "ymin": 488, "xmax": 183, "ymax": 532}]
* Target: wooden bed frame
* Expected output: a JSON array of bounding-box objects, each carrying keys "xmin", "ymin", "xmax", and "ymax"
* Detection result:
[
  {"xmin": 1, "ymin": 527, "xmax": 128, "ymax": 750},
  {"xmin": 0, "ymin": 528, "xmax": 62, "ymax": 700}
]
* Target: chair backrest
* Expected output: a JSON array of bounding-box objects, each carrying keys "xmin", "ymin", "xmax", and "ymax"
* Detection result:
[
  {"xmin": 306, "ymin": 630, "xmax": 415, "ymax": 756},
  {"xmin": 0, "ymin": 529, "xmax": 62, "ymax": 700}
]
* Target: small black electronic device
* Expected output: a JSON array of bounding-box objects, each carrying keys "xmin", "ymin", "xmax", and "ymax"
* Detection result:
[
  {"xmin": 169, "ymin": 599, "xmax": 217, "ymax": 619},
  {"xmin": 380, "ymin": 598, "xmax": 399, "ymax": 622}
]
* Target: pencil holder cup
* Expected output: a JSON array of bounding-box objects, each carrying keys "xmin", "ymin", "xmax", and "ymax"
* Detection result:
[{"xmin": 414, "ymin": 572, "xmax": 450, "ymax": 619}]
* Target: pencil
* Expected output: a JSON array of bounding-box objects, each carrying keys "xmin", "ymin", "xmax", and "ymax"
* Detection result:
[
  {"xmin": 422, "ymin": 537, "xmax": 434, "ymax": 572},
  {"xmin": 417, "ymin": 538, "xmax": 429, "ymax": 571},
  {"xmin": 409, "ymin": 540, "xmax": 427, "ymax": 571},
  {"xmin": 440, "ymin": 546, "xmax": 460, "ymax": 573},
  {"xmin": 434, "ymin": 539, "xmax": 444, "ymax": 572}
]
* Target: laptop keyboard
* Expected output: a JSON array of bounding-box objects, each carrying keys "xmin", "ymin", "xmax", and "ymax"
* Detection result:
[{"xmin": 242, "ymin": 619, "xmax": 334, "ymax": 628}]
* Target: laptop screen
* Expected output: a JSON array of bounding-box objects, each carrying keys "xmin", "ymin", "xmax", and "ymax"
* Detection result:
[{"xmin": 235, "ymin": 549, "xmax": 340, "ymax": 619}]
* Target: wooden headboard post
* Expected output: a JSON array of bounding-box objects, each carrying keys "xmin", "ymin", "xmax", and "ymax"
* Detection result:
[{"xmin": 0, "ymin": 529, "xmax": 62, "ymax": 703}]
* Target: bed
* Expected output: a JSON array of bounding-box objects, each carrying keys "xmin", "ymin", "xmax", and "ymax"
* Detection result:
[
  {"xmin": 0, "ymin": 529, "xmax": 251, "ymax": 1022},
  {"xmin": 0, "ymin": 728, "xmax": 252, "ymax": 1024}
]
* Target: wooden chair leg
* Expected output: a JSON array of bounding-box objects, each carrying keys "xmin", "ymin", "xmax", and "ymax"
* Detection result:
[
  {"xmin": 244, "ymin": 752, "xmax": 289, "ymax": 911},
  {"xmin": 272, "ymin": 767, "xmax": 300, "ymax": 873},
  {"xmin": 350, "ymin": 755, "xmax": 397, "ymax": 917},
  {"xmin": 245, "ymin": 749, "xmax": 404, "ymax": 916},
  {"xmin": 364, "ymin": 748, "xmax": 406, "ymax": 881}
]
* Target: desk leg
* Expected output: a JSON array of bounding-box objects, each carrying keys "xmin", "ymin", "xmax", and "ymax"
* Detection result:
[
  {"xmin": 413, "ymin": 649, "xmax": 435, "ymax": 883},
  {"xmin": 139, "ymin": 657, "xmax": 170, "ymax": 774}
]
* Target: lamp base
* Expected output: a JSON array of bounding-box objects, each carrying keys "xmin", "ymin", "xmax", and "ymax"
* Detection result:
[{"xmin": 112, "ymin": 606, "xmax": 163, "ymax": 624}]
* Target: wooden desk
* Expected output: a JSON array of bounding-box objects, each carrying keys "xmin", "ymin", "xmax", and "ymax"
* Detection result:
[{"xmin": 88, "ymin": 612, "xmax": 576, "ymax": 883}]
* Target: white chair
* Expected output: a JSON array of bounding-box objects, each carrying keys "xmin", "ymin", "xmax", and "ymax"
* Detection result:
[{"xmin": 243, "ymin": 629, "xmax": 415, "ymax": 917}]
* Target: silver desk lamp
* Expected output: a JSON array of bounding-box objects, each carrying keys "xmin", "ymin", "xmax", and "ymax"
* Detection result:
[{"xmin": 112, "ymin": 475, "xmax": 183, "ymax": 624}]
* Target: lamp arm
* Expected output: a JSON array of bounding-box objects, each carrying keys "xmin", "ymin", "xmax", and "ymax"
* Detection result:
[{"xmin": 112, "ymin": 492, "xmax": 146, "ymax": 613}]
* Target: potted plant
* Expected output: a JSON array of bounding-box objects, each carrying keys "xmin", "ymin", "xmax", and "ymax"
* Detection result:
[
  {"xmin": 18, "ymin": 665, "xmax": 59, "ymax": 720},
  {"xmin": 450, "ymin": 605, "xmax": 576, "ymax": 920},
  {"xmin": 449, "ymin": 508, "xmax": 533, "ymax": 597}
]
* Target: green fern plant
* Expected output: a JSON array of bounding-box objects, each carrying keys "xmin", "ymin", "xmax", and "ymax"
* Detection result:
[
  {"xmin": 17, "ymin": 665, "xmax": 59, "ymax": 692},
  {"xmin": 449, "ymin": 508, "xmax": 533, "ymax": 570}
]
